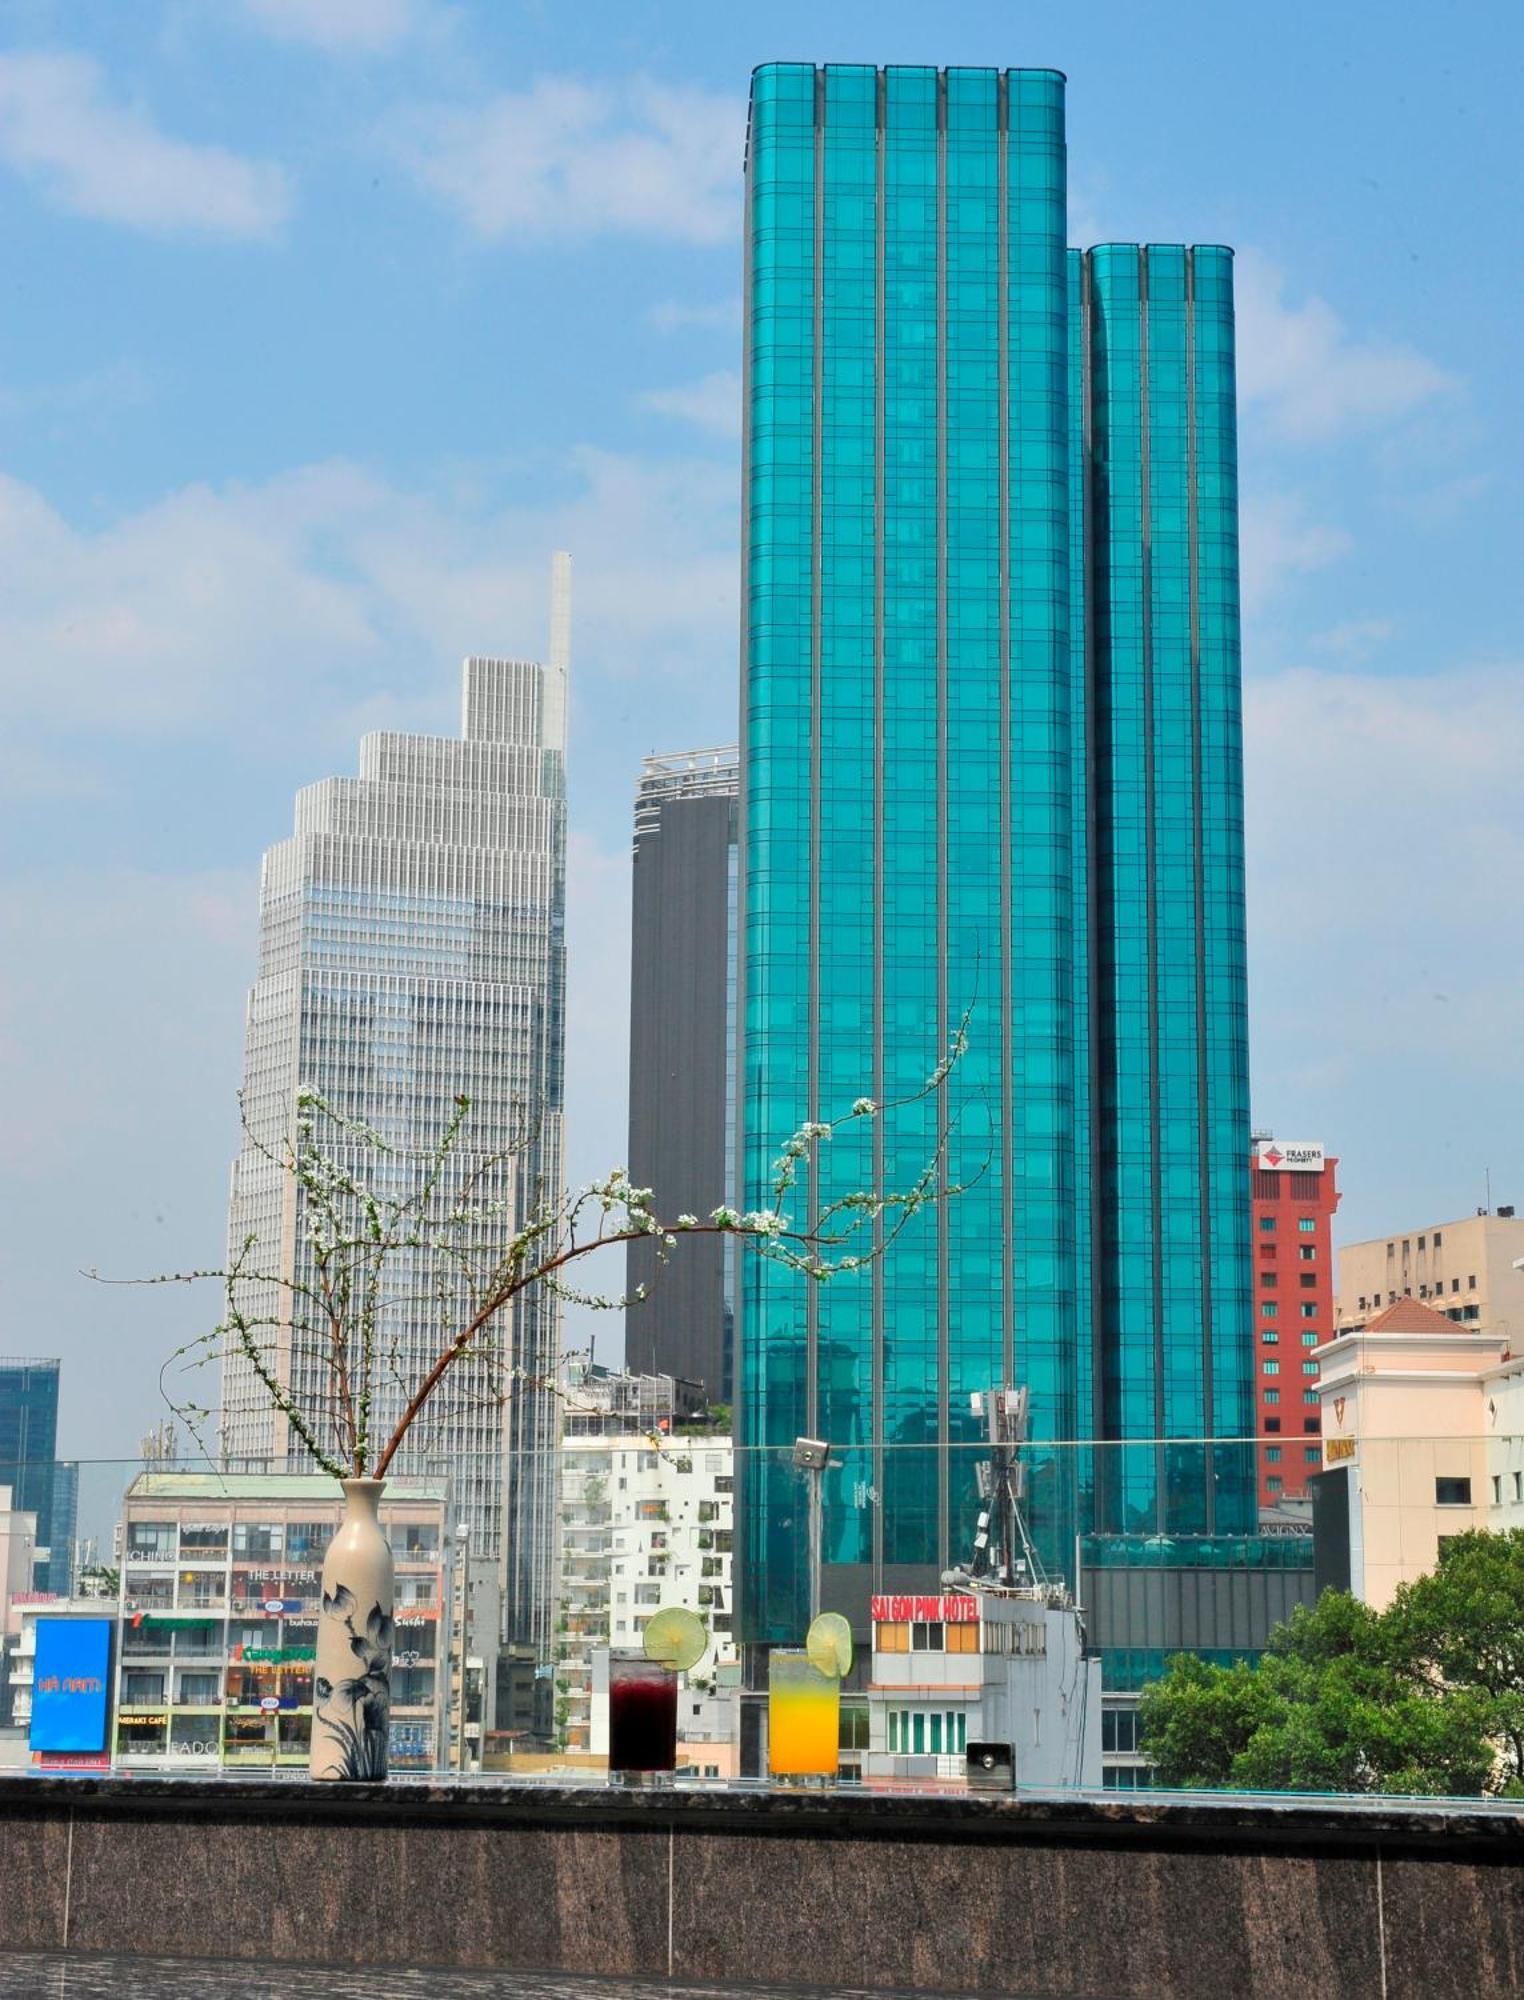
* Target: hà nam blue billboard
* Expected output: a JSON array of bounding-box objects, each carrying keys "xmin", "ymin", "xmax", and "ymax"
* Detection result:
[{"xmin": 29, "ymin": 1617, "xmax": 112, "ymax": 1754}]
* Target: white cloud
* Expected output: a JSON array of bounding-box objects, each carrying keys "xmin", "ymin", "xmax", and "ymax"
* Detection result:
[
  {"xmin": 0, "ymin": 49, "xmax": 290, "ymax": 238},
  {"xmin": 639, "ymin": 370, "xmax": 740, "ymax": 440},
  {"xmin": 240, "ymin": 0, "xmax": 425, "ymax": 52},
  {"xmin": 0, "ymin": 448, "xmax": 737, "ymax": 751},
  {"xmin": 395, "ymin": 75, "xmax": 744, "ymax": 245},
  {"xmin": 1235, "ymin": 248, "xmax": 1454, "ymax": 443},
  {"xmin": 1310, "ymin": 617, "xmax": 1396, "ymax": 662},
  {"xmin": 1246, "ymin": 661, "xmax": 1524, "ymax": 1236},
  {"xmin": 1239, "ymin": 490, "xmax": 1351, "ymax": 619},
  {"xmin": 648, "ymin": 297, "xmax": 742, "ymax": 334}
]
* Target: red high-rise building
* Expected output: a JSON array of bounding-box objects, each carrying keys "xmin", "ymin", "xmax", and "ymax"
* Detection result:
[{"xmin": 1250, "ymin": 1139, "xmax": 1341, "ymax": 1510}]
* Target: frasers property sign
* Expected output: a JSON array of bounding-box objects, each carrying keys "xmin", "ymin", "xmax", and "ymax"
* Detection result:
[
  {"xmin": 870, "ymin": 1594, "xmax": 979, "ymax": 1624},
  {"xmin": 29, "ymin": 1617, "xmax": 112, "ymax": 1754},
  {"xmin": 1255, "ymin": 1139, "xmax": 1325, "ymax": 1174}
]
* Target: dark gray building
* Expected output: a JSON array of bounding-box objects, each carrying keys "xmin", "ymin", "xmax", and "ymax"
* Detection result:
[{"xmin": 626, "ymin": 748, "xmax": 738, "ymax": 1407}]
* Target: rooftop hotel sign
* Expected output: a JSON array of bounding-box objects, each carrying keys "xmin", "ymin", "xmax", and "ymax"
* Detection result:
[
  {"xmin": 1255, "ymin": 1139, "xmax": 1325, "ymax": 1173},
  {"xmin": 870, "ymin": 1594, "xmax": 979, "ymax": 1623},
  {"xmin": 29, "ymin": 1617, "xmax": 112, "ymax": 1754}
]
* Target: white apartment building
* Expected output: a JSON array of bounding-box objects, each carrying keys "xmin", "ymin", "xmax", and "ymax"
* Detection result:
[
  {"xmin": 556, "ymin": 1430, "xmax": 735, "ymax": 1754},
  {"xmin": 220, "ymin": 558, "xmax": 571, "ymax": 1654}
]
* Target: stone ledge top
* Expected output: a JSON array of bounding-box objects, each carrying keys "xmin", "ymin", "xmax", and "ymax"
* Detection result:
[{"xmin": 3, "ymin": 1772, "xmax": 1521, "ymax": 1850}]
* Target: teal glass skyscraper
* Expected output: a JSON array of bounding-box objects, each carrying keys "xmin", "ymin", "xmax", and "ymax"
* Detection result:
[{"xmin": 740, "ymin": 63, "xmax": 1253, "ymax": 1640}]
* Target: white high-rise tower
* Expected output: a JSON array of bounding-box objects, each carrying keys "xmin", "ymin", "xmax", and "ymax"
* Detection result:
[{"xmin": 221, "ymin": 556, "xmax": 570, "ymax": 1652}]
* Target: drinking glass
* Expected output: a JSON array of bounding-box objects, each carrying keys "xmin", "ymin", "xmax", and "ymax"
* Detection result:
[
  {"xmin": 767, "ymin": 1648, "xmax": 839, "ymax": 1780},
  {"xmin": 607, "ymin": 1650, "xmax": 677, "ymax": 1776}
]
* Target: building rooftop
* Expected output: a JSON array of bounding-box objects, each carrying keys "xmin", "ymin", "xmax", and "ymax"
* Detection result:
[
  {"xmin": 1363, "ymin": 1297, "xmax": 1470, "ymax": 1336},
  {"xmin": 125, "ymin": 1473, "xmax": 448, "ymax": 1503}
]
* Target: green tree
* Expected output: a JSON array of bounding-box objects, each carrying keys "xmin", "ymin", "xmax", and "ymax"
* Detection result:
[
  {"xmin": 1385, "ymin": 1529, "xmax": 1524, "ymax": 1787},
  {"xmin": 1140, "ymin": 1589, "xmax": 1496, "ymax": 1796}
]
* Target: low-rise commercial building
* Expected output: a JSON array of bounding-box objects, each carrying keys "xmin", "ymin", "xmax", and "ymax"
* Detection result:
[
  {"xmin": 858, "ymin": 1589, "xmax": 1101, "ymax": 1788},
  {"xmin": 115, "ymin": 1473, "xmax": 449, "ymax": 1771},
  {"xmin": 1313, "ymin": 1300, "xmax": 1524, "ymax": 1608}
]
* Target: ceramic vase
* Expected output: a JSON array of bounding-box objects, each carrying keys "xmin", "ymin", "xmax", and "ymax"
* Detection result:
[{"xmin": 309, "ymin": 1477, "xmax": 394, "ymax": 1782}]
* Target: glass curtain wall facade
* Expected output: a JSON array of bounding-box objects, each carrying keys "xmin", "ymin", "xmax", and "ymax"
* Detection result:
[
  {"xmin": 220, "ymin": 561, "xmax": 570, "ymax": 1654},
  {"xmin": 740, "ymin": 63, "xmax": 1252, "ymax": 1641},
  {"xmin": 0, "ymin": 1359, "xmax": 61, "ymax": 1590}
]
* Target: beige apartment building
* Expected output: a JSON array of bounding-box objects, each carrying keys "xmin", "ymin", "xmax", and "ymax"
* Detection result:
[
  {"xmin": 1314, "ymin": 1296, "xmax": 1524, "ymax": 1608},
  {"xmin": 1336, "ymin": 1208, "xmax": 1524, "ymax": 1337}
]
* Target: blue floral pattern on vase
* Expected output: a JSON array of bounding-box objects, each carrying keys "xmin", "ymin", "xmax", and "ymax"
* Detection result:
[{"xmin": 313, "ymin": 1583, "xmax": 392, "ymax": 1780}]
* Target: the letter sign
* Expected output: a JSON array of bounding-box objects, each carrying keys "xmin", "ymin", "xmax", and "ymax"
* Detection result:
[
  {"xmin": 869, "ymin": 1594, "xmax": 979, "ymax": 1623},
  {"xmin": 29, "ymin": 1618, "xmax": 112, "ymax": 1754}
]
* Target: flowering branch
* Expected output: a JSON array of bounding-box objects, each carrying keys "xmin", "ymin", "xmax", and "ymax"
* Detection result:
[{"xmin": 91, "ymin": 1012, "xmax": 974, "ymax": 1481}]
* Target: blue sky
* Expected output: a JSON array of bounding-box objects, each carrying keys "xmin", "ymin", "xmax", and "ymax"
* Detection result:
[{"xmin": 1, "ymin": 0, "xmax": 1521, "ymax": 1458}]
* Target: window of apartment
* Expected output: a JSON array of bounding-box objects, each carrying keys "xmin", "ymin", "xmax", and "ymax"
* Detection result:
[
  {"xmin": 1301, "ymin": 1304, "xmax": 1318, "ymax": 1319},
  {"xmin": 840, "ymin": 1702, "xmax": 870, "ymax": 1752},
  {"xmin": 1305, "ymin": 1419, "xmax": 1320, "ymax": 1433},
  {"xmin": 1304, "ymin": 1391, "xmax": 1320, "ymax": 1405},
  {"xmin": 1265, "ymin": 1418, "xmax": 1281, "ymax": 1433},
  {"xmin": 1265, "ymin": 1390, "xmax": 1280, "ymax": 1405},
  {"xmin": 1102, "ymin": 1709, "xmax": 1140, "ymax": 1755},
  {"xmin": 1302, "ymin": 1361, "xmax": 1319, "ymax": 1376},
  {"xmin": 1262, "ymin": 1330, "xmax": 1279, "ymax": 1345},
  {"xmin": 697, "ymin": 1501, "xmax": 719, "ymax": 1523},
  {"xmin": 1299, "ymin": 1246, "xmax": 1316, "ymax": 1261},
  {"xmin": 635, "ymin": 1500, "xmax": 667, "ymax": 1522},
  {"xmin": 713, "ymin": 1476, "xmax": 733, "ymax": 1494},
  {"xmin": 232, "ymin": 1523, "xmax": 283, "ymax": 1560},
  {"xmin": 1358, "ymin": 1296, "xmax": 1367, "ymax": 1311},
  {"xmin": 176, "ymin": 1672, "xmax": 220, "ymax": 1706},
  {"xmin": 876, "ymin": 1621, "xmax": 909, "ymax": 1654},
  {"xmin": 1435, "ymin": 1477, "xmax": 1472, "ymax": 1506},
  {"xmin": 1453, "ymin": 1279, "xmax": 1461, "ymax": 1294},
  {"xmin": 1435, "ymin": 1232, "xmax": 1443, "ymax": 1246},
  {"xmin": 701, "ymin": 1556, "xmax": 724, "ymax": 1577},
  {"xmin": 1263, "ymin": 1360, "xmax": 1280, "ymax": 1376},
  {"xmin": 1259, "ymin": 1216, "xmax": 1276, "ymax": 1233},
  {"xmin": 1260, "ymin": 1244, "xmax": 1277, "ymax": 1260},
  {"xmin": 178, "ymin": 1523, "xmax": 228, "ymax": 1555},
  {"xmin": 1266, "ymin": 1447, "xmax": 1282, "ymax": 1463},
  {"xmin": 1494, "ymin": 1476, "xmax": 1503, "ymax": 1505},
  {"xmin": 1267, "ymin": 1476, "xmax": 1283, "ymax": 1492},
  {"xmin": 1300, "ymin": 1274, "xmax": 1317, "ymax": 1288},
  {"xmin": 1306, "ymin": 1448, "xmax": 1321, "ymax": 1464},
  {"xmin": 1261, "ymin": 1303, "xmax": 1278, "ymax": 1320},
  {"xmin": 1302, "ymin": 1332, "xmax": 1319, "ymax": 1347},
  {"xmin": 1260, "ymin": 1272, "xmax": 1278, "ymax": 1288},
  {"xmin": 122, "ymin": 1671, "xmax": 166, "ymax": 1704},
  {"xmin": 634, "ymin": 1584, "xmax": 661, "ymax": 1606},
  {"xmin": 911, "ymin": 1622, "xmax": 945, "ymax": 1652},
  {"xmin": 1418, "ymin": 1236, "xmax": 1427, "ymax": 1250},
  {"xmin": 1299, "ymin": 1218, "xmax": 1316, "ymax": 1234},
  {"xmin": 1464, "ymin": 1306, "xmax": 1481, "ymax": 1321},
  {"xmin": 1515, "ymin": 1473, "xmax": 1522, "ymax": 1503},
  {"xmin": 1469, "ymin": 1276, "xmax": 1477, "ymax": 1290}
]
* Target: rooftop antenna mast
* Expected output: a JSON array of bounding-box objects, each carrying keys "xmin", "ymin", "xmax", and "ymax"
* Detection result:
[{"xmin": 966, "ymin": 1387, "xmax": 1047, "ymax": 1591}]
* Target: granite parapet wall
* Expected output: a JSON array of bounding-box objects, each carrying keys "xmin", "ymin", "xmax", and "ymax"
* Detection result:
[{"xmin": 2, "ymin": 1776, "xmax": 1522, "ymax": 1999}]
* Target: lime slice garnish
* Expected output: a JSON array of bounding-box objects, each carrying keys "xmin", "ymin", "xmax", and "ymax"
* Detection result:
[
  {"xmin": 805, "ymin": 1610, "xmax": 853, "ymax": 1679},
  {"xmin": 643, "ymin": 1606, "xmax": 708, "ymax": 1673}
]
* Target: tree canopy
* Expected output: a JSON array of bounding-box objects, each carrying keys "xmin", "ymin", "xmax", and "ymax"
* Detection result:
[{"xmin": 1139, "ymin": 1531, "xmax": 1524, "ymax": 1796}]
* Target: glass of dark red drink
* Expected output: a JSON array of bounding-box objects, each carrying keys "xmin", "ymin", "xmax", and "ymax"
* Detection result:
[{"xmin": 608, "ymin": 1649, "xmax": 677, "ymax": 1777}]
